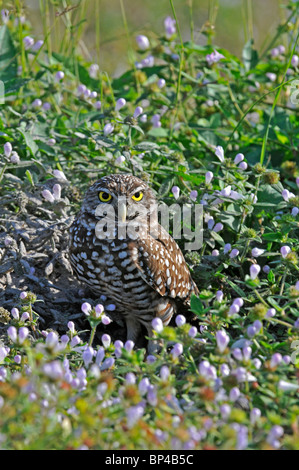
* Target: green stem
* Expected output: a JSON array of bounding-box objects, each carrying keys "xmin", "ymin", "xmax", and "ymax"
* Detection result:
[
  {"xmin": 169, "ymin": 0, "xmax": 184, "ymax": 140},
  {"xmin": 0, "ymin": 163, "xmax": 7, "ymax": 184},
  {"xmin": 89, "ymin": 325, "xmax": 97, "ymax": 347}
]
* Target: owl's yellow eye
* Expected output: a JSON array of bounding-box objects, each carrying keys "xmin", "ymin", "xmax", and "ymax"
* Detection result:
[
  {"xmin": 99, "ymin": 191, "xmax": 112, "ymax": 202},
  {"xmin": 132, "ymin": 191, "xmax": 143, "ymax": 202}
]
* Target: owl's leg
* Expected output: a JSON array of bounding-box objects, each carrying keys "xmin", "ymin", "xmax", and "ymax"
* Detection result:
[{"xmin": 125, "ymin": 316, "xmax": 142, "ymax": 345}]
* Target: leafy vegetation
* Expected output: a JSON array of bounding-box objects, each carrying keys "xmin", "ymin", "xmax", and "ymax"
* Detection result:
[{"xmin": 0, "ymin": 1, "xmax": 298, "ymax": 450}]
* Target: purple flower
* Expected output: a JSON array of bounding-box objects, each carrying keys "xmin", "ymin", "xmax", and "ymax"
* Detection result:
[
  {"xmin": 55, "ymin": 71, "xmax": 64, "ymax": 82},
  {"xmin": 220, "ymin": 404, "xmax": 231, "ymax": 420},
  {"xmin": 175, "ymin": 314, "xmax": 186, "ymax": 327},
  {"xmin": 95, "ymin": 346, "xmax": 105, "ymax": 365},
  {"xmin": 229, "ymin": 248, "xmax": 239, "ymax": 259},
  {"xmin": 20, "ymin": 311, "xmax": 30, "ymax": 322},
  {"xmin": 42, "ymin": 190, "xmax": 55, "ymax": 203},
  {"xmin": 67, "ymin": 321, "xmax": 75, "ymax": 334},
  {"xmin": 234, "ymin": 153, "xmax": 244, "ymax": 164},
  {"xmin": 103, "ymin": 123, "xmax": 114, "ymax": 136},
  {"xmin": 4, "ymin": 142, "xmax": 12, "ymax": 157},
  {"xmin": 43, "ymin": 361, "xmax": 63, "ymax": 380},
  {"xmin": 233, "ymin": 298, "xmax": 244, "ymax": 308},
  {"xmin": 250, "ymin": 407, "xmax": 261, "ymax": 425},
  {"xmin": 115, "ymin": 155, "xmax": 126, "ymax": 165},
  {"xmin": 247, "ymin": 325, "xmax": 257, "ymax": 338},
  {"xmin": 157, "ymin": 78, "xmax": 166, "ymax": 89},
  {"xmin": 32, "ymin": 39, "xmax": 44, "ymax": 51},
  {"xmin": 188, "ymin": 326, "xmax": 197, "ymax": 338},
  {"xmin": 101, "ymin": 334, "xmax": 111, "ymax": 349},
  {"xmin": 81, "ymin": 302, "xmax": 92, "ymax": 315},
  {"xmin": 11, "ymin": 151, "xmax": 21, "ymax": 164},
  {"xmin": 141, "ymin": 55, "xmax": 154, "ymax": 67},
  {"xmin": 216, "ymin": 330, "xmax": 229, "ymax": 353},
  {"xmin": 190, "ymin": 190, "xmax": 198, "ymax": 202},
  {"xmin": 133, "ymin": 106, "xmax": 143, "ymax": 118},
  {"xmin": 232, "ymin": 348, "xmax": 243, "ymax": 361},
  {"xmin": 172, "ymin": 186, "xmax": 180, "ymax": 200},
  {"xmin": 213, "ymin": 222, "xmax": 223, "ymax": 233},
  {"xmin": 270, "ymin": 352, "xmax": 282, "ymax": 368},
  {"xmin": 20, "ymin": 291, "xmax": 27, "ymax": 300},
  {"xmin": 32, "ymin": 98, "xmax": 42, "ymax": 108},
  {"xmin": 82, "ymin": 346, "xmax": 94, "ymax": 367},
  {"xmin": 215, "ymin": 145, "xmax": 224, "ymax": 162},
  {"xmin": 126, "ymin": 405, "xmax": 144, "ymax": 428},
  {"xmin": 160, "ymin": 366, "xmax": 170, "ymax": 382},
  {"xmin": 238, "ymin": 161, "xmax": 248, "ymax": 170},
  {"xmin": 151, "ymin": 113, "xmax": 161, "ymax": 127},
  {"xmin": 205, "ymin": 171, "xmax": 214, "ymax": 185},
  {"xmin": 124, "ymin": 340, "xmax": 134, "ymax": 352},
  {"xmin": 11, "ymin": 308, "xmax": 19, "ymax": 320},
  {"xmin": 251, "ymin": 247, "xmax": 265, "ymax": 257},
  {"xmin": 267, "ymin": 425, "xmax": 284, "ymax": 449},
  {"xmin": 229, "ymin": 303, "xmax": 240, "ymax": 315},
  {"xmin": 23, "ymin": 36, "xmax": 34, "ymax": 50},
  {"xmin": 216, "ymin": 290, "xmax": 223, "ymax": 302},
  {"xmin": 266, "ymin": 72, "xmax": 277, "ymax": 82},
  {"xmin": 206, "ymin": 50, "xmax": 224, "ymax": 65},
  {"xmin": 282, "ymin": 189, "xmax": 295, "ymax": 201},
  {"xmin": 242, "ymin": 346, "xmax": 252, "ymax": 361},
  {"xmin": 266, "ymin": 308, "xmax": 276, "ymax": 318},
  {"xmin": 101, "ymin": 315, "xmax": 112, "ymax": 325},
  {"xmin": 229, "ymin": 386, "xmax": 240, "ymax": 401},
  {"xmin": 18, "ymin": 327, "xmax": 29, "ymax": 344},
  {"xmin": 115, "ymin": 98, "xmax": 126, "ymax": 112},
  {"xmin": 88, "ymin": 63, "xmax": 99, "ymax": 78},
  {"xmin": 164, "ymin": 16, "xmax": 176, "ymax": 37},
  {"xmin": 171, "ymin": 343, "xmax": 183, "ymax": 358},
  {"xmin": 138, "ymin": 377, "xmax": 150, "ymax": 394},
  {"xmin": 136, "ymin": 34, "xmax": 150, "ymax": 50},
  {"xmin": 253, "ymin": 319, "xmax": 262, "ymax": 332},
  {"xmin": 94, "ymin": 304, "xmax": 104, "ymax": 317},
  {"xmin": 278, "ymin": 380, "xmax": 299, "ymax": 391},
  {"xmin": 250, "ymin": 264, "xmax": 261, "ymax": 280},
  {"xmin": 152, "ymin": 317, "xmax": 163, "ymax": 333},
  {"xmin": 291, "ymin": 54, "xmax": 299, "ymax": 67},
  {"xmin": 280, "ymin": 245, "xmax": 291, "ymax": 258},
  {"xmin": 125, "ymin": 372, "xmax": 136, "ymax": 384},
  {"xmin": 52, "ymin": 184, "xmax": 61, "ymax": 200},
  {"xmin": 0, "ymin": 347, "xmax": 8, "ymax": 363},
  {"xmin": 220, "ymin": 363, "xmax": 230, "ymax": 376},
  {"xmin": 271, "ymin": 47, "xmax": 279, "ymax": 57},
  {"xmin": 70, "ymin": 335, "xmax": 81, "ymax": 347}
]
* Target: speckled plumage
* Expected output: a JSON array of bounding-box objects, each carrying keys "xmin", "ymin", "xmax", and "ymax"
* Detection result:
[{"xmin": 69, "ymin": 174, "xmax": 198, "ymax": 352}]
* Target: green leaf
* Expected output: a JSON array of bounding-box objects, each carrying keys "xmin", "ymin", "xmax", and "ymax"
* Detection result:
[
  {"xmin": 0, "ymin": 25, "xmax": 17, "ymax": 82},
  {"xmin": 242, "ymin": 39, "xmax": 258, "ymax": 72},
  {"xmin": 18, "ymin": 129, "xmax": 39, "ymax": 156},
  {"xmin": 190, "ymin": 295, "xmax": 205, "ymax": 315},
  {"xmin": 25, "ymin": 170, "xmax": 34, "ymax": 186}
]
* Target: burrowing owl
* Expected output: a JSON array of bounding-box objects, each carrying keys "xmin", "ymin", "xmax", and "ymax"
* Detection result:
[{"xmin": 69, "ymin": 174, "xmax": 198, "ymax": 352}]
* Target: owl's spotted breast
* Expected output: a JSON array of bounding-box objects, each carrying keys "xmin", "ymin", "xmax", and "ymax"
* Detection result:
[{"xmin": 69, "ymin": 174, "xmax": 199, "ymax": 352}]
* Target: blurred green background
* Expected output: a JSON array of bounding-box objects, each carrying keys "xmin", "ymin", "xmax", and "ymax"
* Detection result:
[{"xmin": 2, "ymin": 0, "xmax": 290, "ymax": 76}]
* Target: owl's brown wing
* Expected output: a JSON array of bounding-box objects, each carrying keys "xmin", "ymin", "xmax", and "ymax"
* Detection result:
[{"xmin": 128, "ymin": 225, "xmax": 198, "ymax": 302}]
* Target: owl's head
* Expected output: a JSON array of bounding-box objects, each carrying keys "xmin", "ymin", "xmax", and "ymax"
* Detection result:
[{"xmin": 80, "ymin": 174, "xmax": 157, "ymax": 225}]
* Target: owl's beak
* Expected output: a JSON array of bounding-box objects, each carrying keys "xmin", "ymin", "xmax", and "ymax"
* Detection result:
[{"xmin": 118, "ymin": 201, "xmax": 127, "ymax": 222}]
